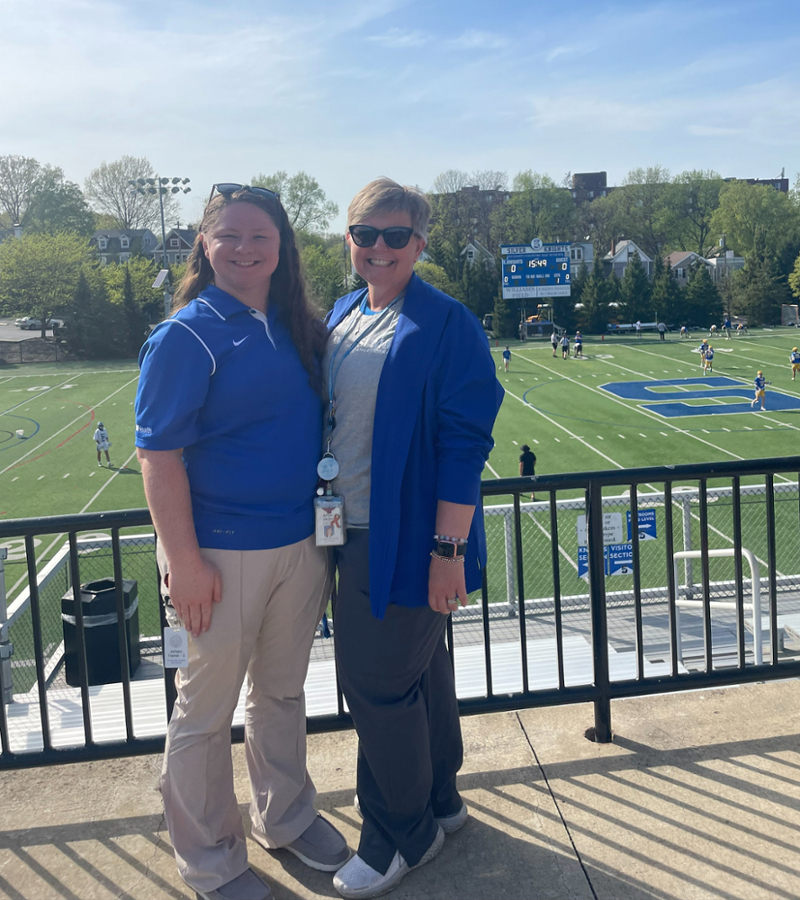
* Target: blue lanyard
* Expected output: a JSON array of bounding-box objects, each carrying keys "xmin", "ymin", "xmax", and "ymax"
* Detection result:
[{"xmin": 325, "ymin": 291, "xmax": 402, "ymax": 448}]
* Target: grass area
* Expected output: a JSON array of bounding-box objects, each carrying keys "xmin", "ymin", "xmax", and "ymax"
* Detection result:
[
  {"xmin": 2, "ymin": 332, "xmax": 800, "ymax": 683},
  {"xmin": 486, "ymin": 328, "xmax": 800, "ymax": 480}
]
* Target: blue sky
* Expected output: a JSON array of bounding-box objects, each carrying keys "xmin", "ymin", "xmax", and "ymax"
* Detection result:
[{"xmin": 2, "ymin": 0, "xmax": 798, "ymax": 229}]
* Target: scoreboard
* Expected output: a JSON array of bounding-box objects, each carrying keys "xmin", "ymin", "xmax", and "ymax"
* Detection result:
[{"xmin": 501, "ymin": 240, "xmax": 571, "ymax": 299}]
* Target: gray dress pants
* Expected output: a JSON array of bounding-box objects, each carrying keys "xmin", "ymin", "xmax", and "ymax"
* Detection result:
[{"xmin": 333, "ymin": 529, "xmax": 463, "ymax": 874}]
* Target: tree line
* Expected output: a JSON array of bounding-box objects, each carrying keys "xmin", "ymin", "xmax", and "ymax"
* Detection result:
[{"xmin": 2, "ymin": 153, "xmax": 800, "ymax": 358}]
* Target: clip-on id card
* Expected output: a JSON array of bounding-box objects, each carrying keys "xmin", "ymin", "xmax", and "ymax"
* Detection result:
[
  {"xmin": 163, "ymin": 626, "xmax": 189, "ymax": 668},
  {"xmin": 315, "ymin": 495, "xmax": 345, "ymax": 546}
]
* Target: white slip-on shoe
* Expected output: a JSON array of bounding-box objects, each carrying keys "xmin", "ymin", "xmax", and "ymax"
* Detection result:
[{"xmin": 333, "ymin": 826, "xmax": 444, "ymax": 899}]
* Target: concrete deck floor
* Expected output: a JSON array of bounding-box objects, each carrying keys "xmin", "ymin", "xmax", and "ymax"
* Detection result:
[{"xmin": 1, "ymin": 678, "xmax": 799, "ymax": 900}]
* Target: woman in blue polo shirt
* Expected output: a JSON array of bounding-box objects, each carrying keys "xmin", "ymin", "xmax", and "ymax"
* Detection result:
[
  {"xmin": 326, "ymin": 179, "xmax": 504, "ymax": 899},
  {"xmin": 135, "ymin": 185, "xmax": 349, "ymax": 900}
]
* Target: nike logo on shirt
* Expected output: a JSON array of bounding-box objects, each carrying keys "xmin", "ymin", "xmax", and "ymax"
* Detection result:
[{"xmin": 233, "ymin": 337, "xmax": 249, "ymax": 347}]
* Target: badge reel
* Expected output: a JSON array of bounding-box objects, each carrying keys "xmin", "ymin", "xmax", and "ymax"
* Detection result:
[{"xmin": 315, "ymin": 453, "xmax": 346, "ymax": 546}]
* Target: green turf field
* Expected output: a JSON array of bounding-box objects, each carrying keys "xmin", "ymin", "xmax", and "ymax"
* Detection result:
[{"xmin": 486, "ymin": 329, "xmax": 800, "ymax": 480}]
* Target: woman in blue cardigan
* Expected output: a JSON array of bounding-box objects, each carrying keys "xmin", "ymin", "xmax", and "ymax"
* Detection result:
[{"xmin": 324, "ymin": 178, "xmax": 504, "ymax": 899}]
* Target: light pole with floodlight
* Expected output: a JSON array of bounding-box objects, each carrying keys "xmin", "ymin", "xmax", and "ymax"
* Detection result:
[{"xmin": 128, "ymin": 176, "xmax": 191, "ymax": 318}]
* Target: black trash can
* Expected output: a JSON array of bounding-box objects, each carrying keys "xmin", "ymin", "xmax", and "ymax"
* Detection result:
[{"xmin": 61, "ymin": 578, "xmax": 141, "ymax": 686}]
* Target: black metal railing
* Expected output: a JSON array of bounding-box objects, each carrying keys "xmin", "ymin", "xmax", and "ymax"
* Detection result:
[{"xmin": 2, "ymin": 455, "xmax": 800, "ymax": 769}]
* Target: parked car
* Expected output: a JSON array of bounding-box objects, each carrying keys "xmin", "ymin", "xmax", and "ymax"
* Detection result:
[{"xmin": 16, "ymin": 318, "xmax": 42, "ymax": 331}]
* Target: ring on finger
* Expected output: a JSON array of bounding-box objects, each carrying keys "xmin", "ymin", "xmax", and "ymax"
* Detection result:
[{"xmin": 446, "ymin": 597, "xmax": 459, "ymax": 608}]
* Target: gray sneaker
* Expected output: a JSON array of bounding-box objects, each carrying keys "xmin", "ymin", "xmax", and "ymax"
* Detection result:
[
  {"xmin": 194, "ymin": 867, "xmax": 271, "ymax": 900},
  {"xmin": 253, "ymin": 814, "xmax": 351, "ymax": 872}
]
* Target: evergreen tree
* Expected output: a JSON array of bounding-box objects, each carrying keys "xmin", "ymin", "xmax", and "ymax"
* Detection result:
[
  {"xmin": 619, "ymin": 251, "xmax": 652, "ymax": 322},
  {"xmin": 460, "ymin": 258, "xmax": 498, "ymax": 319},
  {"xmin": 66, "ymin": 268, "xmax": 125, "ymax": 359},
  {"xmin": 492, "ymin": 291, "xmax": 515, "ymax": 339},
  {"xmin": 651, "ymin": 257, "xmax": 684, "ymax": 325},
  {"xmin": 684, "ymin": 264, "xmax": 722, "ymax": 328},
  {"xmin": 577, "ymin": 260, "xmax": 611, "ymax": 334},
  {"xmin": 122, "ymin": 266, "xmax": 148, "ymax": 356}
]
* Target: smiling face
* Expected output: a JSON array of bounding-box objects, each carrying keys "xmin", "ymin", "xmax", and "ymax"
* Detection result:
[
  {"xmin": 346, "ymin": 211, "xmax": 426, "ymax": 309},
  {"xmin": 201, "ymin": 201, "xmax": 281, "ymax": 310}
]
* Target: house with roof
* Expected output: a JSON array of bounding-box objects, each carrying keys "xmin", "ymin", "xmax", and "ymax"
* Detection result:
[
  {"xmin": 569, "ymin": 241, "xmax": 594, "ymax": 273},
  {"xmin": 705, "ymin": 247, "xmax": 745, "ymax": 284},
  {"xmin": 663, "ymin": 251, "xmax": 710, "ymax": 287},
  {"xmin": 91, "ymin": 229, "xmax": 158, "ymax": 265},
  {"xmin": 460, "ymin": 240, "xmax": 495, "ymax": 269},
  {"xmin": 604, "ymin": 240, "xmax": 653, "ymax": 279},
  {"xmin": 152, "ymin": 228, "xmax": 197, "ymax": 265}
]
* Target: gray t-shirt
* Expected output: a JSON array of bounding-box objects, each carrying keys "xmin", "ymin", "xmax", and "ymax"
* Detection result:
[{"xmin": 322, "ymin": 295, "xmax": 403, "ymax": 527}]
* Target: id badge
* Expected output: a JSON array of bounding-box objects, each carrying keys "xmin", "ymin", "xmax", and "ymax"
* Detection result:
[
  {"xmin": 163, "ymin": 626, "xmax": 189, "ymax": 668},
  {"xmin": 315, "ymin": 495, "xmax": 346, "ymax": 546}
]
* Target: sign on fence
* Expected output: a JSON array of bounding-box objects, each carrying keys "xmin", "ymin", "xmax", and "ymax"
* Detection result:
[
  {"xmin": 577, "ymin": 542, "xmax": 634, "ymax": 579},
  {"xmin": 626, "ymin": 509, "xmax": 657, "ymax": 540}
]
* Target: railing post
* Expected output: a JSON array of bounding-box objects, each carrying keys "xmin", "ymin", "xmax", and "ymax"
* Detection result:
[
  {"xmin": 587, "ymin": 480, "xmax": 612, "ymax": 742},
  {"xmin": 0, "ymin": 547, "xmax": 14, "ymax": 705}
]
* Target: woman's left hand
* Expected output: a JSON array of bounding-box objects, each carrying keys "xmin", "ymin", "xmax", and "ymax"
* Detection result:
[{"xmin": 428, "ymin": 556, "xmax": 468, "ymax": 615}]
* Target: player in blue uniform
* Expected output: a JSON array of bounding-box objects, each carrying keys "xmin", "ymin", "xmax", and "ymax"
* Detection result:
[
  {"xmin": 502, "ymin": 346, "xmax": 511, "ymax": 372},
  {"xmin": 751, "ymin": 371, "xmax": 768, "ymax": 410},
  {"xmin": 680, "ymin": 325, "xmax": 690, "ymax": 339},
  {"xmin": 574, "ymin": 331, "xmax": 583, "ymax": 358},
  {"xmin": 791, "ymin": 348, "xmax": 800, "ymax": 380},
  {"xmin": 723, "ymin": 317, "xmax": 732, "ymax": 339},
  {"xmin": 698, "ymin": 339, "xmax": 708, "ymax": 368},
  {"xmin": 704, "ymin": 345, "xmax": 714, "ymax": 374}
]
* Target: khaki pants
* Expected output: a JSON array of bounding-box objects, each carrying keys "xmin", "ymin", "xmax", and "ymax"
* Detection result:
[{"xmin": 158, "ymin": 536, "xmax": 330, "ymax": 892}]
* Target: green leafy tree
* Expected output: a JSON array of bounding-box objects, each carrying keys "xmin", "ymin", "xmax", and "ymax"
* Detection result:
[
  {"xmin": 619, "ymin": 251, "xmax": 652, "ymax": 322},
  {"xmin": 300, "ymin": 241, "xmax": 344, "ymax": 311},
  {"xmin": 103, "ymin": 257, "xmax": 164, "ymax": 323},
  {"xmin": 121, "ymin": 266, "xmax": 149, "ymax": 356},
  {"xmin": 26, "ymin": 175, "xmax": 95, "ymax": 236},
  {"xmin": 683, "ymin": 264, "xmax": 722, "ymax": 327},
  {"xmin": 0, "ymin": 155, "xmax": 42, "ymax": 225},
  {"xmin": 666, "ymin": 170, "xmax": 724, "ymax": 256},
  {"xmin": 0, "ymin": 232, "xmax": 92, "ymax": 335},
  {"xmin": 491, "ymin": 291, "xmax": 515, "ymax": 339},
  {"xmin": 730, "ymin": 233, "xmax": 790, "ymax": 326},
  {"xmin": 711, "ymin": 181, "xmax": 800, "ymax": 258},
  {"xmin": 789, "ymin": 249, "xmax": 800, "ymax": 301},
  {"xmin": 414, "ymin": 262, "xmax": 462, "ymax": 299},
  {"xmin": 252, "ymin": 171, "xmax": 338, "ymax": 233},
  {"xmin": 490, "ymin": 171, "xmax": 574, "ymax": 247}
]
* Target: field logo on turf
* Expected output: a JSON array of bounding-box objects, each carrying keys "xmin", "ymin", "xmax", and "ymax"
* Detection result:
[{"xmin": 600, "ymin": 377, "xmax": 800, "ymax": 417}]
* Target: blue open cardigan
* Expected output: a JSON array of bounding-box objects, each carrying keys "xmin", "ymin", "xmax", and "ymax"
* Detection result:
[{"xmin": 327, "ymin": 274, "xmax": 504, "ymax": 619}]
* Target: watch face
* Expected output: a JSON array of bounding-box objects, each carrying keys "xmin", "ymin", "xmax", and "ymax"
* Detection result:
[
  {"xmin": 436, "ymin": 540, "xmax": 456, "ymax": 558},
  {"xmin": 317, "ymin": 456, "xmax": 340, "ymax": 481}
]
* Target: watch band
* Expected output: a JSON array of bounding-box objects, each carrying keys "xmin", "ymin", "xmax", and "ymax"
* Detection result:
[{"xmin": 432, "ymin": 538, "xmax": 466, "ymax": 560}]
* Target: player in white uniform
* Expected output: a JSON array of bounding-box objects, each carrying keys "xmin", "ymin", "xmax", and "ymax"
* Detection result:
[
  {"xmin": 93, "ymin": 422, "xmax": 111, "ymax": 466},
  {"xmin": 704, "ymin": 345, "xmax": 714, "ymax": 374}
]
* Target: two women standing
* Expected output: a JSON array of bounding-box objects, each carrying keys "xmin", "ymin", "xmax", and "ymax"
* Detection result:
[{"xmin": 135, "ymin": 178, "xmax": 502, "ymax": 900}]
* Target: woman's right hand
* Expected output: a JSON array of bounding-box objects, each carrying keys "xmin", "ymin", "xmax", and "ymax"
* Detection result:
[{"xmin": 167, "ymin": 557, "xmax": 222, "ymax": 638}]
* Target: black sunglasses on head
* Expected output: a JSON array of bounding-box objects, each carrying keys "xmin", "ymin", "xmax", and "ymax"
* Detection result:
[
  {"xmin": 349, "ymin": 225, "xmax": 417, "ymax": 250},
  {"xmin": 208, "ymin": 183, "xmax": 281, "ymax": 204}
]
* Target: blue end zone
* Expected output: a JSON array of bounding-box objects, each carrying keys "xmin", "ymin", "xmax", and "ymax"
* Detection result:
[{"xmin": 600, "ymin": 377, "xmax": 800, "ymax": 417}]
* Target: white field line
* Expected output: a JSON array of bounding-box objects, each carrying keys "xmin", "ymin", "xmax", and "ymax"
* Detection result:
[
  {"xmin": 0, "ymin": 374, "xmax": 82, "ymax": 418},
  {"xmin": 511, "ymin": 350, "xmax": 761, "ymax": 471},
  {"xmin": 526, "ymin": 510, "xmax": 579, "ymax": 572},
  {"xmin": 503, "ymin": 387, "xmax": 623, "ymax": 470},
  {"xmin": 485, "ymin": 460, "xmax": 500, "ymax": 478},
  {"xmin": 0, "ymin": 368, "xmax": 139, "ymax": 378},
  {"xmin": 5, "ymin": 448, "xmax": 141, "ymax": 598},
  {"xmin": 0, "ymin": 375, "xmax": 139, "ymax": 477},
  {"xmin": 683, "ymin": 505, "xmax": 781, "ymax": 577}
]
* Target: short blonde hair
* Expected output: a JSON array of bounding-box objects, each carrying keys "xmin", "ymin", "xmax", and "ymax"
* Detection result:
[{"xmin": 347, "ymin": 177, "xmax": 431, "ymax": 241}]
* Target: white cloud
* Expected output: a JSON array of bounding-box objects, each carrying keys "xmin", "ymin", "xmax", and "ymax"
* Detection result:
[
  {"xmin": 366, "ymin": 28, "xmax": 431, "ymax": 48},
  {"xmin": 445, "ymin": 29, "xmax": 508, "ymax": 51}
]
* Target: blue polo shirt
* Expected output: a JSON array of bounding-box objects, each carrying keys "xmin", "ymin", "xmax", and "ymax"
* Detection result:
[{"xmin": 135, "ymin": 285, "xmax": 321, "ymax": 550}]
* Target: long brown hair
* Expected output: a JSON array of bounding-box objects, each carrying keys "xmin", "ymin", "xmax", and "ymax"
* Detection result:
[{"xmin": 173, "ymin": 189, "xmax": 326, "ymax": 392}]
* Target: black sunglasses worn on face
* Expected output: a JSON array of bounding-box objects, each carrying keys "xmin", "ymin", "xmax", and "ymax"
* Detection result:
[
  {"xmin": 348, "ymin": 225, "xmax": 417, "ymax": 250},
  {"xmin": 208, "ymin": 183, "xmax": 281, "ymax": 204}
]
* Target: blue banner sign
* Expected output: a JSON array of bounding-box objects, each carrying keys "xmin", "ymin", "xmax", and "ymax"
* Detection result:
[{"xmin": 577, "ymin": 542, "xmax": 634, "ymax": 578}]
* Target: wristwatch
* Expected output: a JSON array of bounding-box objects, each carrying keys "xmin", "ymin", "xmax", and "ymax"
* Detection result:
[{"xmin": 432, "ymin": 538, "xmax": 466, "ymax": 560}]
